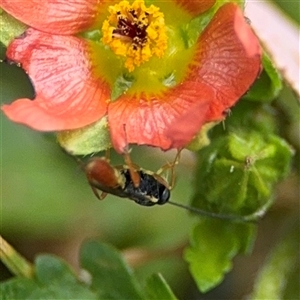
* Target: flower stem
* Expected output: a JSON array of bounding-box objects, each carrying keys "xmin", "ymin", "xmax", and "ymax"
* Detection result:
[{"xmin": 0, "ymin": 235, "xmax": 34, "ymax": 278}]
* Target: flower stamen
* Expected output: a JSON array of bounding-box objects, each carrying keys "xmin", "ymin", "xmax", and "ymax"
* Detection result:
[{"xmin": 102, "ymin": 0, "xmax": 168, "ymax": 72}]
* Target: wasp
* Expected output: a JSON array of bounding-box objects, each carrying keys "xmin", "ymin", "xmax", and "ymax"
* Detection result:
[
  {"xmin": 80, "ymin": 150, "xmax": 260, "ymax": 222},
  {"xmin": 83, "ymin": 150, "xmax": 178, "ymax": 207}
]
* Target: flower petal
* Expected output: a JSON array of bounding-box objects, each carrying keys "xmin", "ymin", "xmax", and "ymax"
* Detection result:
[
  {"xmin": 163, "ymin": 97, "xmax": 210, "ymax": 150},
  {"xmin": 108, "ymin": 82, "xmax": 214, "ymax": 153},
  {"xmin": 2, "ymin": 28, "xmax": 109, "ymax": 131},
  {"xmin": 174, "ymin": 0, "xmax": 215, "ymax": 16},
  {"xmin": 193, "ymin": 3, "xmax": 262, "ymax": 121},
  {"xmin": 0, "ymin": 0, "xmax": 101, "ymax": 34},
  {"xmin": 109, "ymin": 3, "xmax": 261, "ymax": 152}
]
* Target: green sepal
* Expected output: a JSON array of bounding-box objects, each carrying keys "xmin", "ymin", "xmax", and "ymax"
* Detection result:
[
  {"xmin": 80, "ymin": 29, "xmax": 102, "ymax": 42},
  {"xmin": 183, "ymin": 0, "xmax": 245, "ymax": 48},
  {"xmin": 187, "ymin": 121, "xmax": 220, "ymax": 152},
  {"xmin": 0, "ymin": 9, "xmax": 27, "ymax": 47},
  {"xmin": 184, "ymin": 219, "xmax": 256, "ymax": 292},
  {"xmin": 244, "ymin": 52, "xmax": 283, "ymax": 102},
  {"xmin": 218, "ymin": 100, "xmax": 279, "ymax": 136},
  {"xmin": 57, "ymin": 117, "xmax": 111, "ymax": 155},
  {"xmin": 111, "ymin": 73, "xmax": 135, "ymax": 101},
  {"xmin": 191, "ymin": 130, "xmax": 293, "ymax": 216}
]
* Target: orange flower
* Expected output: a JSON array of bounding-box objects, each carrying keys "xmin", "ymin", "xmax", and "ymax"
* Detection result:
[{"xmin": 1, "ymin": 0, "xmax": 261, "ymax": 152}]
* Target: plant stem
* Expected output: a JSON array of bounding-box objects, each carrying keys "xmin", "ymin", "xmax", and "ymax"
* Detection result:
[{"xmin": 0, "ymin": 235, "xmax": 34, "ymax": 278}]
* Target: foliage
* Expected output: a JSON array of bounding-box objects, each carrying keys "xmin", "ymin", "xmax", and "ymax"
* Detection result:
[{"xmin": 1, "ymin": 240, "xmax": 177, "ymax": 300}]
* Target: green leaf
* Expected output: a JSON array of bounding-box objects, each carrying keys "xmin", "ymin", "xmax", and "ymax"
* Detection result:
[
  {"xmin": 35, "ymin": 255, "xmax": 78, "ymax": 285},
  {"xmin": 250, "ymin": 220, "xmax": 300, "ymax": 300},
  {"xmin": 80, "ymin": 240, "xmax": 144, "ymax": 300},
  {"xmin": 35, "ymin": 255, "xmax": 97, "ymax": 299},
  {"xmin": 1, "ymin": 278, "xmax": 40, "ymax": 300},
  {"xmin": 57, "ymin": 116, "xmax": 111, "ymax": 155},
  {"xmin": 144, "ymin": 273, "xmax": 178, "ymax": 300},
  {"xmin": 184, "ymin": 219, "xmax": 256, "ymax": 292},
  {"xmin": 0, "ymin": 9, "xmax": 27, "ymax": 47},
  {"xmin": 191, "ymin": 130, "xmax": 293, "ymax": 217},
  {"xmin": 1, "ymin": 240, "xmax": 179, "ymax": 299},
  {"xmin": 244, "ymin": 52, "xmax": 283, "ymax": 102},
  {"xmin": 0, "ymin": 255, "xmax": 97, "ymax": 300}
]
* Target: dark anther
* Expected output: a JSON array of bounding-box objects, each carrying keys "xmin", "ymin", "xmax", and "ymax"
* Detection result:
[
  {"xmin": 114, "ymin": 10, "xmax": 150, "ymax": 49},
  {"xmin": 129, "ymin": 9, "xmax": 138, "ymax": 18}
]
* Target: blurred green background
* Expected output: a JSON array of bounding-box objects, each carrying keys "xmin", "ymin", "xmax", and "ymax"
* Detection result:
[{"xmin": 1, "ymin": 1, "xmax": 299, "ymax": 299}]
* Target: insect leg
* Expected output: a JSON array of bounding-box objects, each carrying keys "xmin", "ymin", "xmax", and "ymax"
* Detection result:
[
  {"xmin": 156, "ymin": 150, "xmax": 182, "ymax": 190},
  {"xmin": 90, "ymin": 185, "xmax": 108, "ymax": 200},
  {"xmin": 104, "ymin": 148, "xmax": 111, "ymax": 161},
  {"xmin": 122, "ymin": 124, "xmax": 141, "ymax": 187}
]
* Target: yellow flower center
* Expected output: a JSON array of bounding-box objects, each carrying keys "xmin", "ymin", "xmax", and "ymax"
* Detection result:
[{"xmin": 102, "ymin": 0, "xmax": 168, "ymax": 72}]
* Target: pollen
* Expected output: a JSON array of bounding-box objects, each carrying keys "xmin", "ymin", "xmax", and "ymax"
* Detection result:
[{"xmin": 102, "ymin": 0, "xmax": 168, "ymax": 72}]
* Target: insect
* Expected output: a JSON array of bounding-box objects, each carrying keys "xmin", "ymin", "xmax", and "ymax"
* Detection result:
[
  {"xmin": 83, "ymin": 151, "xmax": 178, "ymax": 207},
  {"xmin": 81, "ymin": 151, "xmax": 260, "ymax": 222}
]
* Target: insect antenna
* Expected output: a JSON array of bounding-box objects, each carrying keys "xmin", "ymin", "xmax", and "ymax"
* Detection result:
[{"xmin": 167, "ymin": 200, "xmax": 263, "ymax": 223}]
